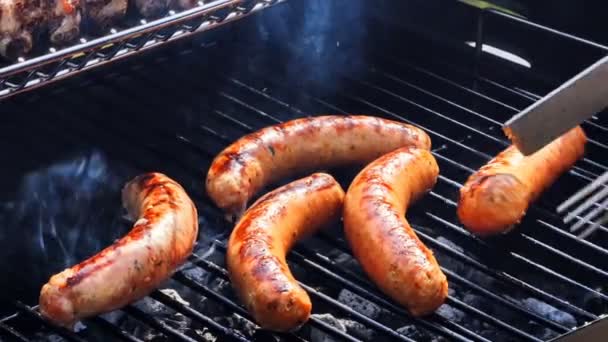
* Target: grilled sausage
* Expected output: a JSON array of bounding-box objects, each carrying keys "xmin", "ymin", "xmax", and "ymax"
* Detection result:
[
  {"xmin": 458, "ymin": 126, "xmax": 587, "ymax": 236},
  {"xmin": 226, "ymin": 173, "xmax": 345, "ymax": 332},
  {"xmin": 39, "ymin": 172, "xmax": 199, "ymax": 328},
  {"xmin": 343, "ymin": 147, "xmax": 448, "ymax": 316},
  {"xmin": 206, "ymin": 115, "xmax": 431, "ymax": 217}
]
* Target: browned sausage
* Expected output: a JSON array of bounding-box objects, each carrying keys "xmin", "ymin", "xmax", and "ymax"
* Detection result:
[
  {"xmin": 458, "ymin": 126, "xmax": 587, "ymax": 236},
  {"xmin": 39, "ymin": 172, "xmax": 199, "ymax": 328},
  {"xmin": 206, "ymin": 115, "xmax": 431, "ymax": 217},
  {"xmin": 343, "ymin": 147, "xmax": 448, "ymax": 316},
  {"xmin": 226, "ymin": 173, "xmax": 345, "ymax": 332}
]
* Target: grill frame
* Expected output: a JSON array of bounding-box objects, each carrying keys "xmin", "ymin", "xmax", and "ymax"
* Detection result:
[
  {"xmin": 1, "ymin": 1, "xmax": 608, "ymax": 341},
  {"xmin": 0, "ymin": 0, "xmax": 285, "ymax": 100}
]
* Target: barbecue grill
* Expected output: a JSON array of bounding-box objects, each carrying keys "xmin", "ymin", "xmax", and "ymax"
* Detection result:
[{"xmin": 1, "ymin": 0, "xmax": 607, "ymax": 341}]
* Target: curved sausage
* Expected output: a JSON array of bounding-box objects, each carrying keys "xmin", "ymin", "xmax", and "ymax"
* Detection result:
[
  {"xmin": 226, "ymin": 173, "xmax": 345, "ymax": 332},
  {"xmin": 458, "ymin": 126, "xmax": 587, "ymax": 236},
  {"xmin": 206, "ymin": 115, "xmax": 431, "ymax": 217},
  {"xmin": 39, "ymin": 172, "xmax": 199, "ymax": 328},
  {"xmin": 343, "ymin": 147, "xmax": 448, "ymax": 316}
]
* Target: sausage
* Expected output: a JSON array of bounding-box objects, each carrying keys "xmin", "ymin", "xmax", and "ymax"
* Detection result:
[
  {"xmin": 39, "ymin": 172, "xmax": 199, "ymax": 328},
  {"xmin": 226, "ymin": 173, "xmax": 345, "ymax": 332},
  {"xmin": 206, "ymin": 115, "xmax": 431, "ymax": 217},
  {"xmin": 343, "ymin": 147, "xmax": 448, "ymax": 316},
  {"xmin": 458, "ymin": 126, "xmax": 587, "ymax": 236}
]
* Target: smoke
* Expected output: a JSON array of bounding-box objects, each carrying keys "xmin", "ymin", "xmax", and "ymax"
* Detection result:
[
  {"xmin": 0, "ymin": 149, "xmax": 129, "ymax": 304},
  {"xmin": 220, "ymin": 0, "xmax": 367, "ymax": 96}
]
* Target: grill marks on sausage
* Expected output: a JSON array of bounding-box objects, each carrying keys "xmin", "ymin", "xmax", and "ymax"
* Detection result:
[
  {"xmin": 39, "ymin": 172, "xmax": 198, "ymax": 328},
  {"xmin": 65, "ymin": 257, "xmax": 115, "ymax": 287}
]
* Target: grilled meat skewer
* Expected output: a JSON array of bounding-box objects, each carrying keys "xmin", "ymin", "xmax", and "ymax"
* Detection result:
[
  {"xmin": 84, "ymin": 0, "xmax": 127, "ymax": 31},
  {"xmin": 0, "ymin": 0, "xmax": 46, "ymax": 58},
  {"xmin": 47, "ymin": 0, "xmax": 81, "ymax": 45}
]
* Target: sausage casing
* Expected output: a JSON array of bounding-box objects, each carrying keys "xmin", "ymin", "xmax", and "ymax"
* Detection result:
[
  {"xmin": 226, "ymin": 173, "xmax": 345, "ymax": 332},
  {"xmin": 39, "ymin": 172, "xmax": 199, "ymax": 328},
  {"xmin": 458, "ymin": 126, "xmax": 587, "ymax": 235},
  {"xmin": 206, "ymin": 115, "xmax": 431, "ymax": 216},
  {"xmin": 343, "ymin": 147, "xmax": 448, "ymax": 316}
]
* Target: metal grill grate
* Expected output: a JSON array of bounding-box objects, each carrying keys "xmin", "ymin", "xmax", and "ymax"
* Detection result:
[
  {"xmin": 0, "ymin": 0, "xmax": 285, "ymax": 100},
  {"xmin": 1, "ymin": 1, "xmax": 608, "ymax": 341}
]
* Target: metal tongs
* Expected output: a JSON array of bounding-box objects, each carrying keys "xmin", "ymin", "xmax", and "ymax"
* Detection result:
[{"xmin": 503, "ymin": 55, "xmax": 608, "ymax": 239}]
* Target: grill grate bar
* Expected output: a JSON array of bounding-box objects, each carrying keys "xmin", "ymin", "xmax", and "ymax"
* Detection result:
[
  {"xmin": 536, "ymin": 219, "xmax": 608, "ymax": 256},
  {"xmin": 122, "ymin": 305, "xmax": 198, "ymax": 342},
  {"xmin": 183, "ymin": 255, "xmax": 363, "ymax": 342},
  {"xmin": 87, "ymin": 316, "xmax": 143, "ymax": 342},
  {"xmin": 173, "ymin": 269, "xmax": 251, "ymax": 319},
  {"xmin": 187, "ymin": 254, "xmax": 415, "ymax": 342},
  {"xmin": 445, "ymin": 297, "xmax": 542, "ymax": 342},
  {"xmin": 112, "ymin": 64, "xmax": 605, "ymax": 327},
  {"xmin": 439, "ymin": 269, "xmax": 570, "ymax": 333},
  {"xmin": 224, "ymin": 63, "xmax": 608, "ymax": 183},
  {"xmin": 348, "ymin": 77, "xmax": 508, "ymax": 146},
  {"xmin": 313, "ymin": 232, "xmax": 557, "ymax": 341},
  {"xmin": 87, "ymin": 317, "xmax": 144, "ymax": 342},
  {"xmin": 218, "ymin": 91, "xmax": 282, "ymax": 124},
  {"xmin": 337, "ymin": 90, "xmax": 494, "ymax": 159},
  {"xmin": 327, "ymin": 83, "xmax": 608, "ymax": 229},
  {"xmin": 208, "ymin": 238, "xmax": 484, "ymax": 342},
  {"xmin": 12, "ymin": 302, "xmax": 87, "ymax": 342},
  {"xmin": 289, "ymin": 247, "xmax": 490, "ymax": 342},
  {"xmin": 372, "ymin": 68, "xmax": 503, "ymax": 125},
  {"xmin": 213, "ymin": 109, "xmax": 256, "ymax": 131},
  {"xmin": 7, "ymin": 101, "xmax": 320, "ymax": 341},
  {"xmin": 425, "ymin": 210, "xmax": 608, "ymax": 302},
  {"xmin": 0, "ymin": 321, "xmax": 30, "ymax": 342},
  {"xmin": 296, "ymin": 282, "xmax": 416, "ymax": 342},
  {"xmin": 519, "ymin": 233, "xmax": 608, "ymax": 278},
  {"xmin": 358, "ymin": 69, "xmax": 601, "ymax": 181},
  {"xmin": 372, "ymin": 65, "xmax": 608, "ymax": 174},
  {"xmin": 184, "ymin": 110, "xmax": 572, "ymax": 338},
  {"xmin": 298, "ymin": 243, "xmax": 582, "ymax": 337},
  {"xmin": 297, "ymin": 227, "xmax": 571, "ymax": 333},
  {"xmin": 149, "ymin": 290, "xmax": 252, "ymax": 342},
  {"xmin": 385, "ymin": 55, "xmax": 608, "ymax": 155},
  {"xmin": 19, "ymin": 48, "xmax": 605, "ymax": 341},
  {"xmin": 202, "ymin": 189, "xmax": 552, "ymax": 341},
  {"xmin": 345, "ymin": 75, "xmax": 607, "ymax": 182},
  {"xmin": 237, "ymin": 65, "xmax": 605, "ymax": 185},
  {"xmin": 226, "ymin": 77, "xmax": 307, "ymax": 115},
  {"xmin": 221, "ymin": 67, "xmax": 605, "ymax": 234},
  {"xmin": 431, "ymin": 170, "xmax": 608, "ymax": 257},
  {"xmin": 386, "ymin": 53, "xmax": 607, "ymax": 136},
  {"xmin": 379, "ymin": 54, "xmax": 520, "ymax": 112},
  {"xmin": 411, "ymin": 228, "xmax": 596, "ymax": 320},
  {"xmin": 91, "ymin": 64, "xmax": 608, "ymax": 326},
  {"xmin": 206, "ymin": 76, "xmax": 608, "ymax": 267}
]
